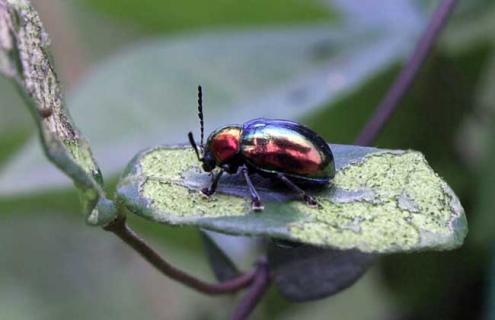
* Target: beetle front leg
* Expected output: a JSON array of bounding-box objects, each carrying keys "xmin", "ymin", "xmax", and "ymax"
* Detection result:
[
  {"xmin": 241, "ymin": 166, "xmax": 264, "ymax": 212},
  {"xmin": 201, "ymin": 170, "xmax": 224, "ymax": 196},
  {"xmin": 275, "ymin": 173, "xmax": 318, "ymax": 207}
]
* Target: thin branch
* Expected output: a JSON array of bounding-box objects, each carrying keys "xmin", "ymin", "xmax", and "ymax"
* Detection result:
[
  {"xmin": 355, "ymin": 0, "xmax": 458, "ymax": 146},
  {"xmin": 104, "ymin": 216, "xmax": 256, "ymax": 295},
  {"xmin": 231, "ymin": 258, "xmax": 270, "ymax": 320}
]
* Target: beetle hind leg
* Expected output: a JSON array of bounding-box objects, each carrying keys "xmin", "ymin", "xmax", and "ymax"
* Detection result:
[
  {"xmin": 241, "ymin": 166, "xmax": 264, "ymax": 212},
  {"xmin": 276, "ymin": 173, "xmax": 318, "ymax": 207}
]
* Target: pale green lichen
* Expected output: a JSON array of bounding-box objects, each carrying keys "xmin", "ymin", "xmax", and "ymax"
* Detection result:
[
  {"xmin": 135, "ymin": 148, "xmax": 248, "ymax": 220},
  {"xmin": 141, "ymin": 179, "xmax": 247, "ymax": 220},
  {"xmin": 139, "ymin": 147, "xmax": 197, "ymax": 182},
  {"xmin": 288, "ymin": 152, "xmax": 465, "ymax": 251},
  {"xmin": 118, "ymin": 146, "xmax": 467, "ymax": 253},
  {"xmin": 290, "ymin": 201, "xmax": 420, "ymax": 251}
]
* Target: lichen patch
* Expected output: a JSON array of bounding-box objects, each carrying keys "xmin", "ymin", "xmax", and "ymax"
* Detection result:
[
  {"xmin": 141, "ymin": 178, "xmax": 247, "ymax": 219},
  {"xmin": 117, "ymin": 146, "xmax": 467, "ymax": 253}
]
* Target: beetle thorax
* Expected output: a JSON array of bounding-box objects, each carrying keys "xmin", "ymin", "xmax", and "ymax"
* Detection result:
[{"xmin": 206, "ymin": 125, "xmax": 242, "ymax": 164}]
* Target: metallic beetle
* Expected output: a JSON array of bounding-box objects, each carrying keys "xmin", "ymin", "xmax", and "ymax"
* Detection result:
[{"xmin": 188, "ymin": 86, "xmax": 335, "ymax": 211}]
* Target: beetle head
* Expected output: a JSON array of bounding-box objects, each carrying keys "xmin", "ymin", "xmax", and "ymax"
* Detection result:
[{"xmin": 201, "ymin": 151, "xmax": 216, "ymax": 172}]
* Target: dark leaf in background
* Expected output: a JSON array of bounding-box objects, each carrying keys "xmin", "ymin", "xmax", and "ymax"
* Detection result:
[
  {"xmin": 201, "ymin": 231, "xmax": 240, "ymax": 282},
  {"xmin": 268, "ymin": 242, "xmax": 375, "ymax": 302},
  {"xmin": 379, "ymin": 248, "xmax": 488, "ymax": 320}
]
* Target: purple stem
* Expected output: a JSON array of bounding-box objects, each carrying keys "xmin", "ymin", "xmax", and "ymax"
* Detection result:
[
  {"xmin": 231, "ymin": 258, "xmax": 270, "ymax": 320},
  {"xmin": 355, "ymin": 0, "xmax": 458, "ymax": 146},
  {"xmin": 104, "ymin": 216, "xmax": 256, "ymax": 295}
]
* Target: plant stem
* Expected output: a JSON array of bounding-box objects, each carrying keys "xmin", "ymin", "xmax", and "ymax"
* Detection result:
[
  {"xmin": 104, "ymin": 216, "xmax": 256, "ymax": 295},
  {"xmin": 231, "ymin": 258, "xmax": 270, "ymax": 320},
  {"xmin": 354, "ymin": 0, "xmax": 458, "ymax": 146}
]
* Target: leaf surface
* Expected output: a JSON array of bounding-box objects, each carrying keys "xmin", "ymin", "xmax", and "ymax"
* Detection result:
[
  {"xmin": 267, "ymin": 243, "xmax": 375, "ymax": 301},
  {"xmin": 117, "ymin": 145, "xmax": 467, "ymax": 253}
]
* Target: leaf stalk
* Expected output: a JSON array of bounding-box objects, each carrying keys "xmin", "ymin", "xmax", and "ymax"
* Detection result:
[{"xmin": 104, "ymin": 215, "xmax": 257, "ymax": 295}]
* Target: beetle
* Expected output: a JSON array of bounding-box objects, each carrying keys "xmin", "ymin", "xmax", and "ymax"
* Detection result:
[{"xmin": 188, "ymin": 86, "xmax": 335, "ymax": 211}]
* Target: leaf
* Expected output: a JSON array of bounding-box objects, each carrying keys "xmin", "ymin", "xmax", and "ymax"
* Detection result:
[
  {"xmin": 267, "ymin": 242, "xmax": 375, "ymax": 302},
  {"xmin": 81, "ymin": 0, "xmax": 332, "ymax": 34},
  {"xmin": 116, "ymin": 145, "xmax": 467, "ymax": 253},
  {"xmin": 262, "ymin": 271, "xmax": 394, "ymax": 320},
  {"xmin": 200, "ymin": 231, "xmax": 240, "ymax": 282},
  {"xmin": 0, "ymin": 2, "xmax": 426, "ymax": 195},
  {"xmin": 0, "ymin": 0, "xmax": 116, "ymax": 225}
]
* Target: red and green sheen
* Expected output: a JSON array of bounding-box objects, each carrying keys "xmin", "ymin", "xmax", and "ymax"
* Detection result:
[
  {"xmin": 206, "ymin": 119, "xmax": 335, "ymax": 183},
  {"xmin": 207, "ymin": 127, "xmax": 241, "ymax": 164}
]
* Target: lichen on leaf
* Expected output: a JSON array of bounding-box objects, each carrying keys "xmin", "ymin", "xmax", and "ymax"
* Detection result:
[{"xmin": 117, "ymin": 145, "xmax": 467, "ymax": 253}]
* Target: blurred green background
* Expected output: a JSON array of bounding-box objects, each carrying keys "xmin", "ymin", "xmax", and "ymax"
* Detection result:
[{"xmin": 1, "ymin": 0, "xmax": 495, "ymax": 319}]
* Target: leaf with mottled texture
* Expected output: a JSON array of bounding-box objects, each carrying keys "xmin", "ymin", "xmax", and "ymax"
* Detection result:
[
  {"xmin": 267, "ymin": 242, "xmax": 375, "ymax": 301},
  {"xmin": 0, "ymin": 0, "xmax": 115, "ymax": 225},
  {"xmin": 117, "ymin": 145, "xmax": 467, "ymax": 253}
]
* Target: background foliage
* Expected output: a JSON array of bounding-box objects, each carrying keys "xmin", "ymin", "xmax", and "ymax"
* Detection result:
[{"xmin": 0, "ymin": 0, "xmax": 494, "ymax": 319}]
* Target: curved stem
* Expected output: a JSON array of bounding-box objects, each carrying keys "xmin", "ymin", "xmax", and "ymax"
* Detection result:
[
  {"xmin": 231, "ymin": 258, "xmax": 270, "ymax": 320},
  {"xmin": 355, "ymin": 0, "xmax": 458, "ymax": 146},
  {"xmin": 104, "ymin": 216, "xmax": 256, "ymax": 295}
]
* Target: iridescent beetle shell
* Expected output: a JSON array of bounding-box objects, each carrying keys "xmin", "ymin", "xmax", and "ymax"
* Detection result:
[
  {"xmin": 206, "ymin": 126, "xmax": 241, "ymax": 165},
  {"xmin": 205, "ymin": 118, "xmax": 335, "ymax": 184},
  {"xmin": 188, "ymin": 85, "xmax": 334, "ymax": 210}
]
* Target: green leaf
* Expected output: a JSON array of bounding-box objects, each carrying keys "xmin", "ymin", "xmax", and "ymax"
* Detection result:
[
  {"xmin": 116, "ymin": 145, "xmax": 467, "ymax": 253},
  {"xmin": 0, "ymin": 0, "xmax": 116, "ymax": 225},
  {"xmin": 267, "ymin": 242, "xmax": 375, "ymax": 302},
  {"xmin": 81, "ymin": 0, "xmax": 333, "ymax": 34}
]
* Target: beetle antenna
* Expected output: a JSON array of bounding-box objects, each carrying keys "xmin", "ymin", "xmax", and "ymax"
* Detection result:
[
  {"xmin": 198, "ymin": 85, "xmax": 204, "ymax": 150},
  {"xmin": 188, "ymin": 132, "xmax": 202, "ymax": 161}
]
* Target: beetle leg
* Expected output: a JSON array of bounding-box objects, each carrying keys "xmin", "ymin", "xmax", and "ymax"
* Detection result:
[
  {"xmin": 202, "ymin": 169, "xmax": 224, "ymax": 196},
  {"xmin": 241, "ymin": 166, "xmax": 264, "ymax": 212},
  {"xmin": 276, "ymin": 173, "xmax": 318, "ymax": 207}
]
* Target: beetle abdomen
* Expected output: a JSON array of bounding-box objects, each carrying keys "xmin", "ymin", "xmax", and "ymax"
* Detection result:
[{"xmin": 240, "ymin": 118, "xmax": 335, "ymax": 183}]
